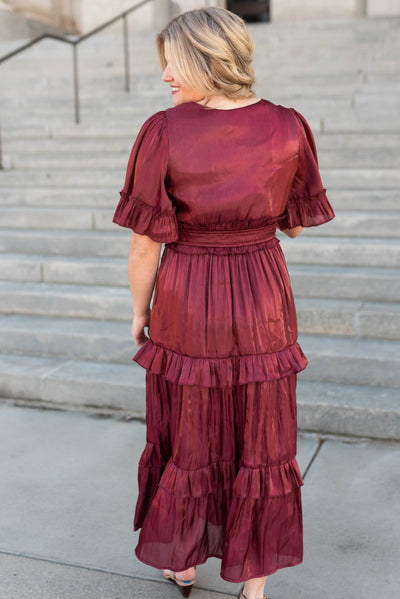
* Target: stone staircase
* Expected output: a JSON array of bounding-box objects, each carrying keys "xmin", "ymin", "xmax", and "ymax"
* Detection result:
[{"xmin": 0, "ymin": 17, "xmax": 399, "ymax": 439}]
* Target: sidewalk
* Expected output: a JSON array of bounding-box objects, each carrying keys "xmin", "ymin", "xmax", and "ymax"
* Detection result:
[{"xmin": 0, "ymin": 402, "xmax": 398, "ymax": 599}]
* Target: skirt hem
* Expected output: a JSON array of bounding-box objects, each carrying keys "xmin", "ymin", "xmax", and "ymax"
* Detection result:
[{"xmin": 134, "ymin": 546, "xmax": 303, "ymax": 583}]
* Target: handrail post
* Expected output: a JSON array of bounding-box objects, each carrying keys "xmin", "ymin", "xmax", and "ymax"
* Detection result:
[
  {"xmin": 73, "ymin": 43, "xmax": 80, "ymax": 124},
  {"xmin": 0, "ymin": 114, "xmax": 3, "ymax": 170},
  {"xmin": 123, "ymin": 12, "xmax": 130, "ymax": 92}
]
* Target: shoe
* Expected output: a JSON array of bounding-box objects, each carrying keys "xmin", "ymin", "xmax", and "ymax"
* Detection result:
[
  {"xmin": 163, "ymin": 567, "xmax": 196, "ymax": 598},
  {"xmin": 238, "ymin": 584, "xmax": 268, "ymax": 599}
]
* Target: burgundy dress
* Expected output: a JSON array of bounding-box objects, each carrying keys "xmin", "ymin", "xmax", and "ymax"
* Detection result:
[{"xmin": 113, "ymin": 98, "xmax": 335, "ymax": 583}]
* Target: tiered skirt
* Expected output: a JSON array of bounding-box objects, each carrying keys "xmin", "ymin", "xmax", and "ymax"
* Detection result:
[{"xmin": 132, "ymin": 236, "xmax": 307, "ymax": 583}]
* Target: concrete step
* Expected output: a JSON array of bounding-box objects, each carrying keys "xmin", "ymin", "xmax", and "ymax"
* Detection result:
[
  {"xmin": 0, "ymin": 281, "xmax": 398, "ymax": 340},
  {"xmin": 0, "ymin": 93, "xmax": 354, "ymax": 118},
  {"xmin": 1, "ymin": 207, "xmax": 399, "ymax": 238},
  {"xmin": 3, "ymin": 30, "xmax": 396, "ymax": 56},
  {"xmin": 0, "ymin": 188, "xmax": 115, "ymax": 207},
  {"xmin": 300, "ymin": 211, "xmax": 400, "ymax": 239},
  {"xmin": 1, "ymin": 111, "xmax": 319, "ymax": 139},
  {"xmin": 6, "ymin": 148, "xmax": 398, "ymax": 170},
  {"xmin": 5, "ymin": 82, "xmax": 400, "ymax": 102},
  {"xmin": 3, "ymin": 65, "xmax": 396, "ymax": 88},
  {"xmin": 296, "ymin": 379, "xmax": 400, "ymax": 441},
  {"xmin": 299, "ymin": 334, "xmax": 400, "ymax": 388},
  {"xmin": 0, "ymin": 352, "xmax": 398, "ymax": 439},
  {"xmin": 0, "ymin": 281, "xmax": 132, "ymax": 321},
  {"xmin": 7, "ymin": 154, "xmax": 129, "ymax": 171},
  {"xmin": 288, "ymin": 264, "xmax": 400, "ymax": 302},
  {"xmin": 295, "ymin": 297, "xmax": 400, "ymax": 341},
  {"xmin": 0, "ymin": 254, "xmax": 128, "ymax": 286},
  {"xmin": 5, "ymin": 131, "xmax": 400, "ymax": 153},
  {"xmin": 8, "ymin": 56, "xmax": 394, "ymax": 75},
  {"xmin": 317, "ymin": 149, "xmax": 399, "ymax": 169},
  {"xmin": 0, "ymin": 207, "xmax": 123, "ymax": 231},
  {"xmin": 314, "ymin": 132, "xmax": 400, "ymax": 150},
  {"xmin": 6, "ymin": 138, "xmax": 134, "ymax": 154},
  {"xmin": 327, "ymin": 189, "xmax": 399, "ymax": 212},
  {"xmin": 0, "ymin": 254, "xmax": 398, "ymax": 302},
  {"xmin": 323, "ymin": 113, "xmax": 400, "ymax": 133},
  {"xmin": 0, "ymin": 169, "xmax": 124, "ymax": 188},
  {"xmin": 0, "ymin": 315, "xmax": 134, "ymax": 364},
  {"xmin": 0, "ymin": 207, "xmax": 95, "ymax": 230},
  {"xmin": 0, "ymin": 187, "xmax": 397, "ymax": 212},
  {"xmin": 320, "ymin": 169, "xmax": 400, "ymax": 189},
  {"xmin": 0, "ymin": 229, "xmax": 130, "ymax": 257},
  {"xmin": 280, "ymin": 237, "xmax": 400, "ymax": 268},
  {"xmin": 0, "ymin": 167, "xmax": 399, "ymax": 190},
  {"xmin": 0, "ymin": 314, "xmax": 398, "ymax": 388},
  {"xmin": 0, "ymin": 353, "xmax": 145, "ymax": 416},
  {"xmin": 2, "ymin": 109, "xmax": 400, "ymax": 135},
  {"xmin": 1, "ymin": 229, "xmax": 399, "ymax": 267}
]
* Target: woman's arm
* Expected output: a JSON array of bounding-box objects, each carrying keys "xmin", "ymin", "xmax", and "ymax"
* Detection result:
[
  {"xmin": 280, "ymin": 225, "xmax": 304, "ymax": 238},
  {"xmin": 128, "ymin": 231, "xmax": 162, "ymax": 347}
]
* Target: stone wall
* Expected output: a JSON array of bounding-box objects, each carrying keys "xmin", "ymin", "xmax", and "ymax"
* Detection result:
[{"xmin": 1, "ymin": 0, "xmax": 78, "ymax": 31}]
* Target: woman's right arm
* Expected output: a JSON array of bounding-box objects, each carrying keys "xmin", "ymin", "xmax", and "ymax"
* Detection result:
[{"xmin": 281, "ymin": 225, "xmax": 303, "ymax": 238}]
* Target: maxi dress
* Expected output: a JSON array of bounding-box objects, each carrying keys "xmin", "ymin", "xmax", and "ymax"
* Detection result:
[{"xmin": 113, "ymin": 98, "xmax": 335, "ymax": 583}]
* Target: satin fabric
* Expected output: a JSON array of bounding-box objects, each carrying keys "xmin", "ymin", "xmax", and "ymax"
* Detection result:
[{"xmin": 113, "ymin": 98, "xmax": 335, "ymax": 582}]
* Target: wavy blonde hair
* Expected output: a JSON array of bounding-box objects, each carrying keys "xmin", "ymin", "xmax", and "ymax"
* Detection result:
[{"xmin": 156, "ymin": 7, "xmax": 256, "ymax": 103}]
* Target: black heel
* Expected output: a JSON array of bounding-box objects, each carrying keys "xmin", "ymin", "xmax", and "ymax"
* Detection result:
[{"xmin": 180, "ymin": 584, "xmax": 194, "ymax": 598}]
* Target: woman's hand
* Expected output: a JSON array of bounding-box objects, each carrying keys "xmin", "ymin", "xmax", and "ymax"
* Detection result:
[
  {"xmin": 281, "ymin": 225, "xmax": 303, "ymax": 238},
  {"xmin": 131, "ymin": 310, "xmax": 151, "ymax": 347}
]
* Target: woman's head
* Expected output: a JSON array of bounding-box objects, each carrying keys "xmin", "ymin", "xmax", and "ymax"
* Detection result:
[{"xmin": 156, "ymin": 7, "xmax": 256, "ymax": 106}]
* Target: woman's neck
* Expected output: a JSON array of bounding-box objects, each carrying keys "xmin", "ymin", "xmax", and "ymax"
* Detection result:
[{"xmin": 196, "ymin": 94, "xmax": 261, "ymax": 110}]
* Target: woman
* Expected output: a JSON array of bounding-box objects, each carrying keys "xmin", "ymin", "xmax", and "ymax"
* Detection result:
[{"xmin": 113, "ymin": 7, "xmax": 335, "ymax": 599}]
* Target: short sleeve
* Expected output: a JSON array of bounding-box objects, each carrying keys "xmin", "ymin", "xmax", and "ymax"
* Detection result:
[
  {"xmin": 278, "ymin": 108, "xmax": 335, "ymax": 230},
  {"xmin": 112, "ymin": 110, "xmax": 179, "ymax": 243}
]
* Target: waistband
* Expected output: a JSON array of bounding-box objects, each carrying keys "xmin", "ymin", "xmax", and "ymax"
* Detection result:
[{"xmin": 176, "ymin": 223, "xmax": 277, "ymax": 247}]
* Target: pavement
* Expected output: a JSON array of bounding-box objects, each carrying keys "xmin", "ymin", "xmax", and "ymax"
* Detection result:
[{"xmin": 0, "ymin": 401, "xmax": 399, "ymax": 599}]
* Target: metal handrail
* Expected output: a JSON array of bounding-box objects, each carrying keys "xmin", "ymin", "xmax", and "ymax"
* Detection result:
[{"xmin": 0, "ymin": 0, "xmax": 154, "ymax": 168}]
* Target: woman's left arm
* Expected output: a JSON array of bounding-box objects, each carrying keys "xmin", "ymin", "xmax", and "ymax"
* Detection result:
[{"xmin": 128, "ymin": 231, "xmax": 162, "ymax": 347}]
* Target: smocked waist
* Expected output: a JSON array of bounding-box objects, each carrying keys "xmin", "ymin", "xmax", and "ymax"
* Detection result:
[{"xmin": 175, "ymin": 223, "xmax": 277, "ymax": 247}]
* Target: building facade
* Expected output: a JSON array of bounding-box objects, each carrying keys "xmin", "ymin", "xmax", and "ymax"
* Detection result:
[{"xmin": 1, "ymin": 0, "xmax": 400, "ymax": 34}]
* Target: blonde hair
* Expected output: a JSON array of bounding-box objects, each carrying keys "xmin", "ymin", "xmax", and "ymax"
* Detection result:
[{"xmin": 156, "ymin": 7, "xmax": 256, "ymax": 103}]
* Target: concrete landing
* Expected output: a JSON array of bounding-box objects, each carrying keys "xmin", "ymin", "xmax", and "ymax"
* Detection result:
[{"xmin": 0, "ymin": 403, "xmax": 398, "ymax": 599}]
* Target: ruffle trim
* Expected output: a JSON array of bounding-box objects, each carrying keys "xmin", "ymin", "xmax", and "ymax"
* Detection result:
[
  {"xmin": 233, "ymin": 459, "xmax": 304, "ymax": 498},
  {"xmin": 159, "ymin": 459, "xmax": 236, "ymax": 498},
  {"xmin": 113, "ymin": 190, "xmax": 179, "ymax": 243},
  {"xmin": 134, "ymin": 442, "xmax": 168, "ymax": 531},
  {"xmin": 279, "ymin": 188, "xmax": 335, "ymax": 230},
  {"xmin": 133, "ymin": 339, "xmax": 308, "ymax": 387},
  {"xmin": 140, "ymin": 448, "xmax": 303, "ymax": 499},
  {"xmin": 138, "ymin": 439, "xmax": 168, "ymax": 470},
  {"xmin": 177, "ymin": 214, "xmax": 283, "ymax": 232}
]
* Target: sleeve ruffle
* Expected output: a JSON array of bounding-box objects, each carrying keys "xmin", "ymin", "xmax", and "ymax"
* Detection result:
[
  {"xmin": 112, "ymin": 110, "xmax": 179, "ymax": 243},
  {"xmin": 113, "ymin": 191, "xmax": 178, "ymax": 243},
  {"xmin": 278, "ymin": 188, "xmax": 335, "ymax": 230},
  {"xmin": 279, "ymin": 108, "xmax": 335, "ymax": 230}
]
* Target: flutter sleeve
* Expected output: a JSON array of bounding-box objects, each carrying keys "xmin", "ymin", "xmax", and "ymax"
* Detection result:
[
  {"xmin": 113, "ymin": 110, "xmax": 179, "ymax": 243},
  {"xmin": 278, "ymin": 108, "xmax": 335, "ymax": 230}
]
